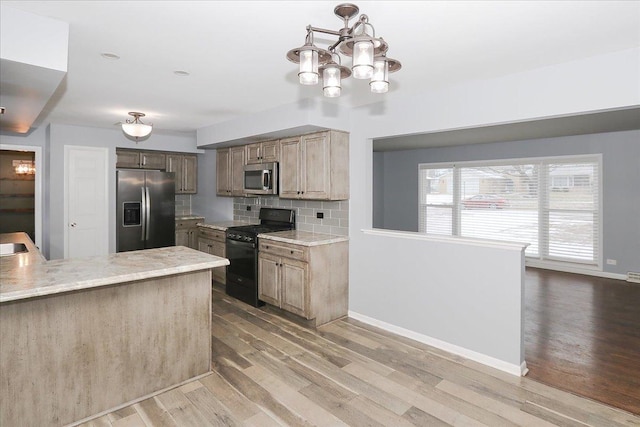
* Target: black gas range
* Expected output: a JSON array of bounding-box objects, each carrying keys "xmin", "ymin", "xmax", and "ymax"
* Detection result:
[{"xmin": 225, "ymin": 208, "xmax": 295, "ymax": 307}]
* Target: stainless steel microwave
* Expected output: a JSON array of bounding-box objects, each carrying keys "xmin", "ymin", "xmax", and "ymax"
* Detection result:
[{"xmin": 244, "ymin": 162, "xmax": 278, "ymax": 195}]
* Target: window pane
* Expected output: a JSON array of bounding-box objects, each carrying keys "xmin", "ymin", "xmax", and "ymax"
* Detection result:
[
  {"xmin": 548, "ymin": 211, "xmax": 595, "ymax": 261},
  {"xmin": 419, "ymin": 167, "xmax": 453, "ymax": 234},
  {"xmin": 422, "ymin": 168, "xmax": 453, "ymax": 205},
  {"xmin": 548, "ymin": 163, "xmax": 597, "ymax": 210},
  {"xmin": 459, "ymin": 165, "xmax": 539, "ymax": 256},
  {"xmin": 545, "ymin": 161, "xmax": 598, "ymax": 264},
  {"xmin": 424, "ymin": 205, "xmax": 453, "ymax": 235}
]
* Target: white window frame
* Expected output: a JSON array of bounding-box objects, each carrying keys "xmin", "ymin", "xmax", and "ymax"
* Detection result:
[{"xmin": 418, "ymin": 154, "xmax": 602, "ymax": 270}]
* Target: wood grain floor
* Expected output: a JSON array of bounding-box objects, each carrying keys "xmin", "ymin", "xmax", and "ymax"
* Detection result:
[
  {"xmin": 79, "ymin": 285, "xmax": 640, "ymax": 427},
  {"xmin": 525, "ymin": 267, "xmax": 640, "ymax": 415}
]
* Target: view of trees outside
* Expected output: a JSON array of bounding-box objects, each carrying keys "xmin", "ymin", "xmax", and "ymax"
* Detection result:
[{"xmin": 419, "ymin": 161, "xmax": 598, "ymax": 263}]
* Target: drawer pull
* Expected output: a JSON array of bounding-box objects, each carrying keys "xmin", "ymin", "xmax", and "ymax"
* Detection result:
[{"xmin": 290, "ymin": 250, "xmax": 294, "ymax": 254}]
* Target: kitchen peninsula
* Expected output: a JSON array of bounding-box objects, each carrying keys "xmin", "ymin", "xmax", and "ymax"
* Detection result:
[{"xmin": 0, "ymin": 232, "xmax": 228, "ymax": 427}]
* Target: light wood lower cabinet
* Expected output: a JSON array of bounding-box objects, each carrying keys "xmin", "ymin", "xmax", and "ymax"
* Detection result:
[
  {"xmin": 175, "ymin": 219, "xmax": 199, "ymax": 249},
  {"xmin": 258, "ymin": 239, "xmax": 348, "ymax": 326},
  {"xmin": 198, "ymin": 227, "xmax": 226, "ymax": 285}
]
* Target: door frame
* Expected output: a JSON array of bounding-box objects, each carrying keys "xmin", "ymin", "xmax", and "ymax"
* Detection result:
[
  {"xmin": 0, "ymin": 144, "xmax": 42, "ymax": 248},
  {"xmin": 63, "ymin": 145, "xmax": 109, "ymax": 258}
]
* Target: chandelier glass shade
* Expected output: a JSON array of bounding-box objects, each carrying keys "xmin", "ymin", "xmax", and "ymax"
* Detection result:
[
  {"xmin": 319, "ymin": 52, "xmax": 352, "ymax": 98},
  {"xmin": 286, "ymin": 3, "xmax": 401, "ymax": 97},
  {"xmin": 122, "ymin": 112, "xmax": 152, "ymax": 141}
]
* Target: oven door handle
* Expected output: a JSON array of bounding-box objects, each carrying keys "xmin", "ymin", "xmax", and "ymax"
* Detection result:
[{"xmin": 226, "ymin": 239, "xmax": 256, "ymax": 249}]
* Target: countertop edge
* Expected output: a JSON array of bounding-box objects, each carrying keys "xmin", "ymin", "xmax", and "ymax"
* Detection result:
[
  {"xmin": 257, "ymin": 233, "xmax": 349, "ymax": 247},
  {"xmin": 0, "ymin": 258, "xmax": 229, "ymax": 304},
  {"xmin": 176, "ymin": 215, "xmax": 205, "ymax": 221},
  {"xmin": 197, "ymin": 220, "xmax": 259, "ymax": 231}
]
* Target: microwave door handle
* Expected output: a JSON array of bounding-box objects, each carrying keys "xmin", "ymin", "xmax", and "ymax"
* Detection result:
[{"xmin": 264, "ymin": 170, "xmax": 271, "ymax": 190}]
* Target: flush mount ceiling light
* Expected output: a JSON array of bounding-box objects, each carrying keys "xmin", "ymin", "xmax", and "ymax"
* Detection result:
[
  {"xmin": 121, "ymin": 112, "xmax": 152, "ymax": 143},
  {"xmin": 100, "ymin": 52, "xmax": 120, "ymax": 60},
  {"xmin": 287, "ymin": 3, "xmax": 401, "ymax": 97}
]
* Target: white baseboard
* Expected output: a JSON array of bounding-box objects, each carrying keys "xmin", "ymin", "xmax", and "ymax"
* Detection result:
[
  {"xmin": 348, "ymin": 311, "xmax": 527, "ymax": 377},
  {"xmin": 525, "ymin": 260, "xmax": 627, "ymax": 281}
]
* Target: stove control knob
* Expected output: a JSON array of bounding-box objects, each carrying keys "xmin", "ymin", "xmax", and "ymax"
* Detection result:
[{"xmin": 243, "ymin": 236, "xmax": 251, "ymax": 241}]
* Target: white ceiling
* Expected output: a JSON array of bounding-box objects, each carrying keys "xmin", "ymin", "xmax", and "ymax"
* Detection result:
[{"xmin": 2, "ymin": 1, "xmax": 639, "ymax": 137}]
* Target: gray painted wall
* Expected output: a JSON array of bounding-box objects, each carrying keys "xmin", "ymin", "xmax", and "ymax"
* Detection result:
[
  {"xmin": 372, "ymin": 130, "xmax": 640, "ymax": 275},
  {"xmin": 191, "ymin": 149, "xmax": 233, "ymax": 222}
]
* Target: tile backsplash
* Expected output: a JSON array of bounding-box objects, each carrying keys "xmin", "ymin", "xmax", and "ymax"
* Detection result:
[
  {"xmin": 175, "ymin": 194, "xmax": 192, "ymax": 216},
  {"xmin": 233, "ymin": 197, "xmax": 349, "ymax": 236}
]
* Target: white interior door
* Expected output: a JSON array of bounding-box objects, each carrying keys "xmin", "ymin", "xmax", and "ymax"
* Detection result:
[{"xmin": 65, "ymin": 146, "xmax": 109, "ymax": 258}]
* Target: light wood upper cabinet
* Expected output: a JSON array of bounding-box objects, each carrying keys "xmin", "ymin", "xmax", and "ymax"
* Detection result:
[
  {"xmin": 279, "ymin": 137, "xmax": 302, "ymax": 199},
  {"xmin": 116, "ymin": 149, "xmax": 165, "ymax": 170},
  {"xmin": 182, "ymin": 155, "xmax": 197, "ymax": 193},
  {"xmin": 216, "ymin": 146, "xmax": 245, "ymax": 197},
  {"xmin": 246, "ymin": 140, "xmax": 279, "ymax": 164},
  {"xmin": 140, "ymin": 151, "xmax": 166, "ymax": 169},
  {"xmin": 167, "ymin": 154, "xmax": 197, "ymax": 194},
  {"xmin": 216, "ymin": 148, "xmax": 231, "ymax": 196},
  {"xmin": 116, "ymin": 150, "xmax": 140, "ymax": 168},
  {"xmin": 117, "ymin": 149, "xmax": 198, "ymax": 194},
  {"xmin": 216, "ymin": 130, "xmax": 348, "ymax": 200},
  {"xmin": 279, "ymin": 130, "xmax": 349, "ymax": 200}
]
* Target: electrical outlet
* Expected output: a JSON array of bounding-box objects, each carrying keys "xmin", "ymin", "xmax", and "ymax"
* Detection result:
[
  {"xmin": 606, "ymin": 259, "xmax": 617, "ymax": 265},
  {"xmin": 246, "ymin": 206, "xmax": 251, "ymax": 211},
  {"xmin": 316, "ymin": 212, "xmax": 324, "ymax": 219}
]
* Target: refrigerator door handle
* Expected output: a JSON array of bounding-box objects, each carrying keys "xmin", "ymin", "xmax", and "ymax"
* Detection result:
[
  {"xmin": 141, "ymin": 187, "xmax": 146, "ymax": 241},
  {"xmin": 145, "ymin": 186, "xmax": 151, "ymax": 241}
]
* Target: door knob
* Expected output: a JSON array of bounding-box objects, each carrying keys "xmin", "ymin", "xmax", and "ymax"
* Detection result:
[{"xmin": 70, "ymin": 222, "xmax": 77, "ymax": 228}]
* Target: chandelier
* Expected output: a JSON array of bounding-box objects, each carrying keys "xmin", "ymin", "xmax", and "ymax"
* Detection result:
[
  {"xmin": 286, "ymin": 3, "xmax": 401, "ymax": 97},
  {"xmin": 122, "ymin": 112, "xmax": 152, "ymax": 142}
]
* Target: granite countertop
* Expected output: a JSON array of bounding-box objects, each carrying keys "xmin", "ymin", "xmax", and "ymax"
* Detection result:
[
  {"xmin": 0, "ymin": 232, "xmax": 228, "ymax": 303},
  {"xmin": 0, "ymin": 232, "xmax": 46, "ymax": 266},
  {"xmin": 258, "ymin": 230, "xmax": 349, "ymax": 247},
  {"xmin": 197, "ymin": 220, "xmax": 258, "ymax": 231}
]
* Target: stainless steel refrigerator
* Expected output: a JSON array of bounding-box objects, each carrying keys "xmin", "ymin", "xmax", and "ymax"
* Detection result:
[{"xmin": 116, "ymin": 170, "xmax": 175, "ymax": 252}]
